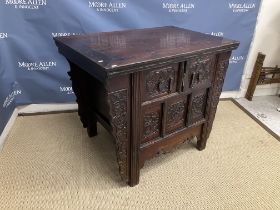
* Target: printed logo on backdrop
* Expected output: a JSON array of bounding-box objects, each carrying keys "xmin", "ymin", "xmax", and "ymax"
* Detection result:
[
  {"xmin": 229, "ymin": 55, "xmax": 245, "ymax": 64},
  {"xmin": 0, "ymin": 33, "xmax": 8, "ymax": 39},
  {"xmin": 18, "ymin": 61, "xmax": 56, "ymax": 71},
  {"xmin": 162, "ymin": 2, "xmax": 195, "ymax": 13},
  {"xmin": 206, "ymin": 32, "xmax": 224, "ymax": 37},
  {"xmin": 59, "ymin": 86, "xmax": 73, "ymax": 95},
  {"xmin": 3, "ymin": 83, "xmax": 22, "ymax": 108},
  {"xmin": 52, "ymin": 33, "xmax": 82, "ymax": 38},
  {"xmin": 88, "ymin": 1, "xmax": 127, "ymax": 13},
  {"xmin": 228, "ymin": 2, "xmax": 256, "ymax": 13},
  {"xmin": 2, "ymin": 90, "xmax": 22, "ymax": 108},
  {"xmin": 4, "ymin": 0, "xmax": 47, "ymax": 10}
]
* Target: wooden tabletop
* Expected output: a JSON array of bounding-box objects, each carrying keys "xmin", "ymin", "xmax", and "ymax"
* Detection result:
[{"xmin": 54, "ymin": 26, "xmax": 239, "ymax": 71}]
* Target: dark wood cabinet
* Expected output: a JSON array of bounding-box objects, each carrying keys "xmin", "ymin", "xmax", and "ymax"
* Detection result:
[{"xmin": 54, "ymin": 26, "xmax": 239, "ymax": 186}]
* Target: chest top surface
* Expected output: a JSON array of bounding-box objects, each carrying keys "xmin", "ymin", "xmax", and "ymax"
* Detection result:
[{"xmin": 54, "ymin": 26, "xmax": 239, "ymax": 72}]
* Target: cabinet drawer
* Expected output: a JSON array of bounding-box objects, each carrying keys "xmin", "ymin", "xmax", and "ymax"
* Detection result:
[
  {"xmin": 142, "ymin": 64, "xmax": 178, "ymax": 102},
  {"xmin": 187, "ymin": 54, "xmax": 216, "ymax": 89}
]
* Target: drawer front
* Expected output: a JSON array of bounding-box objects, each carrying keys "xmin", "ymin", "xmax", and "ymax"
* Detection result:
[
  {"xmin": 187, "ymin": 54, "xmax": 216, "ymax": 89},
  {"xmin": 142, "ymin": 64, "xmax": 178, "ymax": 102}
]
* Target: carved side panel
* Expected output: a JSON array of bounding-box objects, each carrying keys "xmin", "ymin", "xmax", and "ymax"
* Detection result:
[
  {"xmin": 200, "ymin": 52, "xmax": 232, "ymax": 147},
  {"xmin": 143, "ymin": 65, "xmax": 178, "ymax": 101},
  {"xmin": 188, "ymin": 55, "xmax": 215, "ymax": 88},
  {"xmin": 108, "ymin": 89, "xmax": 129, "ymax": 181},
  {"xmin": 141, "ymin": 104, "xmax": 162, "ymax": 144}
]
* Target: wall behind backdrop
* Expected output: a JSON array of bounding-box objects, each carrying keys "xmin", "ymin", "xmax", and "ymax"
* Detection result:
[{"xmin": 0, "ymin": 0, "xmax": 261, "ymax": 135}]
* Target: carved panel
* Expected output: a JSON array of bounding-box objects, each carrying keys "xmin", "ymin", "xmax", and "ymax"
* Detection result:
[
  {"xmin": 165, "ymin": 100, "xmax": 186, "ymax": 134},
  {"xmin": 200, "ymin": 52, "xmax": 231, "ymax": 149},
  {"xmin": 188, "ymin": 55, "xmax": 214, "ymax": 88},
  {"xmin": 190, "ymin": 92, "xmax": 207, "ymax": 124},
  {"xmin": 108, "ymin": 89, "xmax": 128, "ymax": 181},
  {"xmin": 192, "ymin": 93, "xmax": 206, "ymax": 119},
  {"xmin": 166, "ymin": 101, "xmax": 185, "ymax": 124},
  {"xmin": 141, "ymin": 103, "xmax": 162, "ymax": 144},
  {"xmin": 143, "ymin": 112, "xmax": 160, "ymax": 138},
  {"xmin": 144, "ymin": 66, "xmax": 176, "ymax": 100}
]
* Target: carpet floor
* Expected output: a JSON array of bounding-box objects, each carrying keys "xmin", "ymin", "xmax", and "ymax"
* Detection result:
[{"xmin": 0, "ymin": 100, "xmax": 279, "ymax": 209}]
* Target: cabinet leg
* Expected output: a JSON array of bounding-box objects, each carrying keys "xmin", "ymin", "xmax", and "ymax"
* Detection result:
[
  {"xmin": 196, "ymin": 126, "xmax": 208, "ymax": 151},
  {"xmin": 87, "ymin": 115, "xmax": 98, "ymax": 137},
  {"xmin": 77, "ymin": 102, "xmax": 87, "ymax": 128},
  {"xmin": 197, "ymin": 138, "xmax": 207, "ymax": 151},
  {"xmin": 128, "ymin": 166, "xmax": 140, "ymax": 187}
]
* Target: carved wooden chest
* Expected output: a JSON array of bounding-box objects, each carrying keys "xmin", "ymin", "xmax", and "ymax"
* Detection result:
[{"xmin": 54, "ymin": 26, "xmax": 239, "ymax": 186}]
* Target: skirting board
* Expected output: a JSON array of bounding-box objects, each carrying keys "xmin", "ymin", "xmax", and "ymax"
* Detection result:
[
  {"xmin": 0, "ymin": 108, "xmax": 18, "ymax": 151},
  {"xmin": 18, "ymin": 103, "xmax": 78, "ymax": 114},
  {"xmin": 220, "ymin": 91, "xmax": 240, "ymax": 99},
  {"xmin": 221, "ymin": 87, "xmax": 280, "ymax": 99}
]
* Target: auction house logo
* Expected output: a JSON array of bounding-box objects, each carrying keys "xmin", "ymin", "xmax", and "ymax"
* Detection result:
[
  {"xmin": 5, "ymin": 0, "xmax": 47, "ymax": 10},
  {"xmin": 0, "ymin": 33, "xmax": 8, "ymax": 39},
  {"xmin": 59, "ymin": 86, "xmax": 74, "ymax": 94},
  {"xmin": 3, "ymin": 89, "xmax": 22, "ymax": 108},
  {"xmin": 229, "ymin": 55, "xmax": 245, "ymax": 64},
  {"xmin": 206, "ymin": 32, "xmax": 224, "ymax": 37},
  {"xmin": 18, "ymin": 61, "xmax": 56, "ymax": 71},
  {"xmin": 89, "ymin": 1, "xmax": 127, "ymax": 13},
  {"xmin": 52, "ymin": 32, "xmax": 82, "ymax": 38},
  {"xmin": 228, "ymin": 3, "xmax": 256, "ymax": 13},
  {"xmin": 162, "ymin": 2, "xmax": 195, "ymax": 13}
]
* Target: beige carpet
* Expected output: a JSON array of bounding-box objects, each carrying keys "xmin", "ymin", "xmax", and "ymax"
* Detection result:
[{"xmin": 0, "ymin": 101, "xmax": 280, "ymax": 209}]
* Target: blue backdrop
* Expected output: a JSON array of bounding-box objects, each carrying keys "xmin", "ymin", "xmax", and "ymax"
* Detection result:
[{"xmin": 0, "ymin": 0, "xmax": 261, "ymax": 135}]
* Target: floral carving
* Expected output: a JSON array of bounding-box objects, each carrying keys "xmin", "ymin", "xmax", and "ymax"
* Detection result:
[
  {"xmin": 189, "ymin": 55, "xmax": 214, "ymax": 88},
  {"xmin": 145, "ymin": 67, "xmax": 175, "ymax": 97},
  {"xmin": 192, "ymin": 93, "xmax": 206, "ymax": 119},
  {"xmin": 200, "ymin": 52, "xmax": 231, "ymax": 148},
  {"xmin": 166, "ymin": 101, "xmax": 185, "ymax": 125},
  {"xmin": 143, "ymin": 112, "xmax": 160, "ymax": 138},
  {"xmin": 108, "ymin": 89, "xmax": 128, "ymax": 181}
]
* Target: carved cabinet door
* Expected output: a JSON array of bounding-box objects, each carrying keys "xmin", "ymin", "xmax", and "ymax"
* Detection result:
[
  {"xmin": 141, "ymin": 103, "xmax": 162, "ymax": 144},
  {"xmin": 165, "ymin": 95, "xmax": 188, "ymax": 134},
  {"xmin": 139, "ymin": 54, "xmax": 215, "ymax": 145},
  {"xmin": 188, "ymin": 89, "xmax": 208, "ymax": 126}
]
